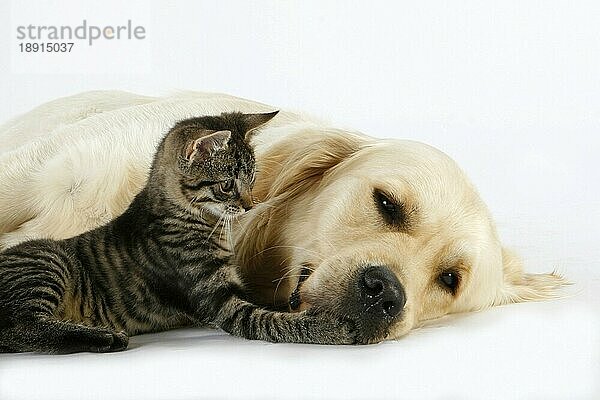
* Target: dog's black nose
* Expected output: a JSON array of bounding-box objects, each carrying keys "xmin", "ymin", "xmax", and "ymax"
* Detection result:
[{"xmin": 359, "ymin": 265, "xmax": 405, "ymax": 318}]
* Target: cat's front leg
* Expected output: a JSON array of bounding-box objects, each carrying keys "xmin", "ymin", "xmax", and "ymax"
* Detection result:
[
  {"xmin": 189, "ymin": 265, "xmax": 356, "ymax": 344},
  {"xmin": 214, "ymin": 296, "xmax": 356, "ymax": 345}
]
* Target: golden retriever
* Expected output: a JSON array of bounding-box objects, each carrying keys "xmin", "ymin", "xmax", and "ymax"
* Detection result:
[
  {"xmin": 0, "ymin": 91, "xmax": 566, "ymax": 344},
  {"xmin": 235, "ymin": 128, "xmax": 566, "ymax": 343}
]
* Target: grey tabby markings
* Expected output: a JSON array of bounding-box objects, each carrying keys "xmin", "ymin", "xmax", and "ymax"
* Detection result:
[{"xmin": 0, "ymin": 112, "xmax": 355, "ymax": 354}]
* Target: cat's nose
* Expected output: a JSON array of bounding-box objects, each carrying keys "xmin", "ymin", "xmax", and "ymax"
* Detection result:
[{"xmin": 240, "ymin": 193, "xmax": 253, "ymax": 211}]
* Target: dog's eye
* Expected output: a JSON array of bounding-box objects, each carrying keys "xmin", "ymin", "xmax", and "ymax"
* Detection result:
[
  {"xmin": 439, "ymin": 271, "xmax": 460, "ymax": 293},
  {"xmin": 374, "ymin": 190, "xmax": 405, "ymax": 225},
  {"xmin": 220, "ymin": 179, "xmax": 235, "ymax": 193}
]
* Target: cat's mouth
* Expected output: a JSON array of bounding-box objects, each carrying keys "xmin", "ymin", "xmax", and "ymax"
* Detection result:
[
  {"xmin": 224, "ymin": 205, "xmax": 245, "ymax": 217},
  {"xmin": 288, "ymin": 266, "xmax": 313, "ymax": 311},
  {"xmin": 196, "ymin": 204, "xmax": 244, "ymax": 221}
]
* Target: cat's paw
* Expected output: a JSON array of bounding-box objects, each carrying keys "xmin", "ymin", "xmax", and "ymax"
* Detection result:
[
  {"xmin": 77, "ymin": 328, "xmax": 129, "ymax": 353},
  {"xmin": 107, "ymin": 330, "xmax": 129, "ymax": 352},
  {"xmin": 302, "ymin": 312, "xmax": 357, "ymax": 345}
]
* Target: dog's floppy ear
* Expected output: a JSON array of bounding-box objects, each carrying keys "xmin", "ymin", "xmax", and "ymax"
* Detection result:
[
  {"xmin": 496, "ymin": 247, "xmax": 568, "ymax": 304},
  {"xmin": 235, "ymin": 130, "xmax": 366, "ymax": 282},
  {"xmin": 256, "ymin": 130, "xmax": 365, "ymax": 201}
]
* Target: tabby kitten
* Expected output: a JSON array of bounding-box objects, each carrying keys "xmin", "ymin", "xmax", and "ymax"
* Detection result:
[{"xmin": 0, "ymin": 112, "xmax": 354, "ymax": 353}]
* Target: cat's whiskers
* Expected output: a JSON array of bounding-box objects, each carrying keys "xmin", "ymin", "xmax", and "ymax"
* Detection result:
[
  {"xmin": 272, "ymin": 264, "xmax": 310, "ymax": 304},
  {"xmin": 184, "ymin": 195, "xmax": 198, "ymax": 215},
  {"xmin": 219, "ymin": 213, "xmax": 233, "ymax": 249},
  {"xmin": 272, "ymin": 274, "xmax": 309, "ymax": 284},
  {"xmin": 250, "ymin": 191, "xmax": 261, "ymax": 206},
  {"xmin": 249, "ymin": 245, "xmax": 324, "ymax": 262},
  {"xmin": 255, "ymin": 202, "xmax": 277, "ymax": 209},
  {"xmin": 271, "ymin": 253, "xmax": 323, "ymax": 305},
  {"xmin": 218, "ymin": 215, "xmax": 227, "ymax": 244},
  {"xmin": 297, "ymin": 264, "xmax": 316, "ymax": 273},
  {"xmin": 205, "ymin": 212, "xmax": 226, "ymax": 243},
  {"xmin": 226, "ymin": 214, "xmax": 235, "ymax": 256}
]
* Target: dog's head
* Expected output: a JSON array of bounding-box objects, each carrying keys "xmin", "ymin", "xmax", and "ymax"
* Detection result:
[{"xmin": 236, "ymin": 129, "xmax": 566, "ymax": 344}]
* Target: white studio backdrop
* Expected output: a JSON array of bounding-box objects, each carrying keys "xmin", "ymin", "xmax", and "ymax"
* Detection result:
[{"xmin": 0, "ymin": 1, "xmax": 598, "ymax": 398}]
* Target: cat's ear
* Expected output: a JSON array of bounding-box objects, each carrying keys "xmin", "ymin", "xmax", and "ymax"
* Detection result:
[
  {"xmin": 243, "ymin": 111, "xmax": 279, "ymax": 139},
  {"xmin": 185, "ymin": 130, "xmax": 231, "ymax": 162}
]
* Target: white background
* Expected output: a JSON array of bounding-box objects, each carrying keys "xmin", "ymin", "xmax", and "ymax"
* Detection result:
[{"xmin": 0, "ymin": 1, "xmax": 599, "ymax": 399}]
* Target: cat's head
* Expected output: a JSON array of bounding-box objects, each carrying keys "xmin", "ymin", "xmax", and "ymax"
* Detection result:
[{"xmin": 154, "ymin": 111, "xmax": 278, "ymax": 220}]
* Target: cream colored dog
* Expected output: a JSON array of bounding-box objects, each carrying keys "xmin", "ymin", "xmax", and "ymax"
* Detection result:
[{"xmin": 0, "ymin": 91, "xmax": 565, "ymax": 343}]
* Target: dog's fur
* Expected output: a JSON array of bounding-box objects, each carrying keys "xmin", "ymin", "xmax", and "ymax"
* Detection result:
[{"xmin": 0, "ymin": 91, "xmax": 566, "ymax": 342}]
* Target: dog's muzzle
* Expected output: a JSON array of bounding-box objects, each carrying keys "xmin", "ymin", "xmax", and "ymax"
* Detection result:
[{"xmin": 289, "ymin": 264, "xmax": 406, "ymax": 342}]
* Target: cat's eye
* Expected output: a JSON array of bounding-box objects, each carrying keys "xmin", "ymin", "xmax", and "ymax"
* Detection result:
[
  {"xmin": 220, "ymin": 179, "xmax": 235, "ymax": 193},
  {"xmin": 439, "ymin": 271, "xmax": 460, "ymax": 293}
]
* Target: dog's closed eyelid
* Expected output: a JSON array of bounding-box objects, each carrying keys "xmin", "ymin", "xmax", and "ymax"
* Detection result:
[{"xmin": 373, "ymin": 189, "xmax": 410, "ymax": 229}]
